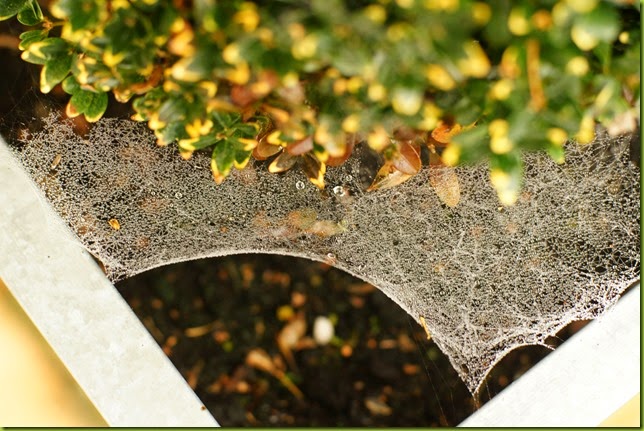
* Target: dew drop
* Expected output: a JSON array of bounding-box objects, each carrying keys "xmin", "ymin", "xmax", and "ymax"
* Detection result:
[
  {"xmin": 296, "ymin": 180, "xmax": 305, "ymax": 190},
  {"xmin": 333, "ymin": 185, "xmax": 346, "ymax": 197},
  {"xmin": 175, "ymin": 192, "xmax": 183, "ymax": 198},
  {"xmin": 345, "ymin": 174, "xmax": 353, "ymax": 182}
]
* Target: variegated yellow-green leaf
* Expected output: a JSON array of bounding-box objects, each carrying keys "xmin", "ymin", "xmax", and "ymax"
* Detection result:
[
  {"xmin": 68, "ymin": 88, "xmax": 108, "ymax": 122},
  {"xmin": 40, "ymin": 55, "xmax": 72, "ymax": 93},
  {"xmin": 268, "ymin": 151, "xmax": 297, "ymax": 173},
  {"xmin": 211, "ymin": 141, "xmax": 235, "ymax": 184},
  {"xmin": 18, "ymin": 29, "xmax": 48, "ymax": 51},
  {"xmin": 302, "ymin": 153, "xmax": 326, "ymax": 189},
  {"xmin": 178, "ymin": 135, "xmax": 218, "ymax": 152}
]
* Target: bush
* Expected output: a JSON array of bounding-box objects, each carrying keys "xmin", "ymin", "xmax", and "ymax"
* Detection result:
[{"xmin": 1, "ymin": 0, "xmax": 640, "ymax": 204}]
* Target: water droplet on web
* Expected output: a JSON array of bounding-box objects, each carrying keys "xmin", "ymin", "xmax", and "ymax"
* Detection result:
[
  {"xmin": 296, "ymin": 180, "xmax": 305, "ymax": 190},
  {"xmin": 345, "ymin": 174, "xmax": 353, "ymax": 182},
  {"xmin": 175, "ymin": 192, "xmax": 183, "ymax": 198},
  {"xmin": 325, "ymin": 252, "xmax": 337, "ymax": 264},
  {"xmin": 333, "ymin": 185, "xmax": 347, "ymax": 197}
]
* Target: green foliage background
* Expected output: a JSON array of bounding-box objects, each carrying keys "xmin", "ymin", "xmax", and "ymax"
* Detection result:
[{"xmin": 1, "ymin": 0, "xmax": 640, "ymax": 204}]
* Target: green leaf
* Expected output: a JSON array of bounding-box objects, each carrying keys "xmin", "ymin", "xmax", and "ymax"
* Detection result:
[
  {"xmin": 234, "ymin": 149, "xmax": 252, "ymax": 169},
  {"xmin": 40, "ymin": 54, "xmax": 72, "ymax": 93},
  {"xmin": 178, "ymin": 134, "xmax": 219, "ymax": 152},
  {"xmin": 17, "ymin": 0, "xmax": 43, "ymax": 25},
  {"xmin": 158, "ymin": 97, "xmax": 189, "ymax": 124},
  {"xmin": 211, "ymin": 140, "xmax": 236, "ymax": 184},
  {"xmin": 51, "ymin": 0, "xmax": 105, "ymax": 32},
  {"xmin": 546, "ymin": 144, "xmax": 565, "ymax": 165},
  {"xmin": 69, "ymin": 89, "xmax": 108, "ymax": 122},
  {"xmin": 0, "ymin": 0, "xmax": 29, "ymax": 20},
  {"xmin": 212, "ymin": 111, "xmax": 241, "ymax": 129},
  {"xmin": 22, "ymin": 38, "xmax": 68, "ymax": 64},
  {"xmin": 18, "ymin": 29, "xmax": 48, "ymax": 51},
  {"xmin": 158, "ymin": 122, "xmax": 189, "ymax": 144},
  {"xmin": 61, "ymin": 75, "xmax": 80, "ymax": 94},
  {"xmin": 574, "ymin": 3, "xmax": 620, "ymax": 43}
]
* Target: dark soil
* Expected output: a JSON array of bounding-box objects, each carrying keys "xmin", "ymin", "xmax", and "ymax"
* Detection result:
[{"xmin": 116, "ymin": 254, "xmax": 586, "ymax": 427}]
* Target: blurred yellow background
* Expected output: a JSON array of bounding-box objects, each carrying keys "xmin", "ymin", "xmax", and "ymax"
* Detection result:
[{"xmin": 0, "ymin": 278, "xmax": 106, "ymax": 426}]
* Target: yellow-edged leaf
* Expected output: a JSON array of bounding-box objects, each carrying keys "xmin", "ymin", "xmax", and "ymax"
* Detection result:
[
  {"xmin": 302, "ymin": 153, "xmax": 326, "ymax": 188},
  {"xmin": 268, "ymin": 151, "xmax": 297, "ymax": 173}
]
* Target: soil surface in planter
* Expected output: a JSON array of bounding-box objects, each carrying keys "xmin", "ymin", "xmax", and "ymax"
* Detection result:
[{"xmin": 117, "ymin": 254, "xmax": 587, "ymax": 427}]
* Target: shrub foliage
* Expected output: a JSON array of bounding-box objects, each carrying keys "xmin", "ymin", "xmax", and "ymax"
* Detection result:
[{"xmin": 1, "ymin": 0, "xmax": 640, "ymax": 204}]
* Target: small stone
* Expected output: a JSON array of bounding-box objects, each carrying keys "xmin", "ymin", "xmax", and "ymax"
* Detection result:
[{"xmin": 313, "ymin": 316, "xmax": 334, "ymax": 345}]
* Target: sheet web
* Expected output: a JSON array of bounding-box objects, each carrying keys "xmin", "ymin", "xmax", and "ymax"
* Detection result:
[{"xmin": 7, "ymin": 110, "xmax": 640, "ymax": 394}]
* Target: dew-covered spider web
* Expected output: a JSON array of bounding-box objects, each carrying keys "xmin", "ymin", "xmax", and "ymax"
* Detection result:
[{"xmin": 3, "ymin": 107, "xmax": 640, "ymax": 394}]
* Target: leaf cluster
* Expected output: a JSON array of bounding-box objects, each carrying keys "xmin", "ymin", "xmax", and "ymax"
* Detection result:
[{"xmin": 2, "ymin": 0, "xmax": 640, "ymax": 204}]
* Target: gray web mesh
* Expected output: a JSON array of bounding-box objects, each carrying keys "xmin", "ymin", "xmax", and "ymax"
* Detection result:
[{"xmin": 8, "ymin": 112, "xmax": 640, "ymax": 394}]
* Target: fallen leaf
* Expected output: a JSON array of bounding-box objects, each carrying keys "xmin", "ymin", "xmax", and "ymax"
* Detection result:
[
  {"xmin": 245, "ymin": 348, "xmax": 304, "ymax": 399},
  {"xmin": 392, "ymin": 140, "xmax": 422, "ymax": 174},
  {"xmin": 185, "ymin": 321, "xmax": 218, "ymax": 337},
  {"xmin": 429, "ymin": 167, "xmax": 461, "ymax": 208},
  {"xmin": 367, "ymin": 163, "xmax": 414, "ymax": 191},
  {"xmin": 277, "ymin": 313, "xmax": 307, "ymax": 371},
  {"xmin": 108, "ymin": 218, "xmax": 121, "ymax": 230},
  {"xmin": 305, "ymin": 219, "xmax": 346, "ymax": 237},
  {"xmin": 365, "ymin": 397, "xmax": 393, "ymax": 416}
]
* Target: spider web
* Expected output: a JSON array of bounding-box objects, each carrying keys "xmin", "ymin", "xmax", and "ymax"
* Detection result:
[{"xmin": 2, "ymin": 97, "xmax": 640, "ymax": 395}]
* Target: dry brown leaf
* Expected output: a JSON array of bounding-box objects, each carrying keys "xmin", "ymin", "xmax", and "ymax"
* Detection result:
[
  {"xmin": 431, "ymin": 121, "xmax": 463, "ymax": 144},
  {"xmin": 286, "ymin": 135, "xmax": 313, "ymax": 156},
  {"xmin": 230, "ymin": 84, "xmax": 257, "ymax": 108},
  {"xmin": 245, "ymin": 348, "xmax": 275, "ymax": 375},
  {"xmin": 277, "ymin": 313, "xmax": 307, "ymax": 371},
  {"xmin": 392, "ymin": 141, "xmax": 422, "ymax": 175},
  {"xmin": 268, "ymin": 151, "xmax": 297, "ymax": 173},
  {"xmin": 245, "ymin": 348, "xmax": 304, "ymax": 399},
  {"xmin": 364, "ymin": 397, "xmax": 393, "ymax": 416},
  {"xmin": 253, "ymin": 135, "xmax": 282, "ymax": 160},
  {"xmin": 185, "ymin": 320, "xmax": 218, "ymax": 337},
  {"xmin": 429, "ymin": 167, "xmax": 461, "ymax": 208},
  {"xmin": 305, "ymin": 219, "xmax": 346, "ymax": 237},
  {"xmin": 326, "ymin": 133, "xmax": 356, "ymax": 167},
  {"xmin": 367, "ymin": 163, "xmax": 414, "ymax": 191},
  {"xmin": 285, "ymin": 208, "xmax": 318, "ymax": 230},
  {"xmin": 302, "ymin": 153, "xmax": 326, "ymax": 188}
]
